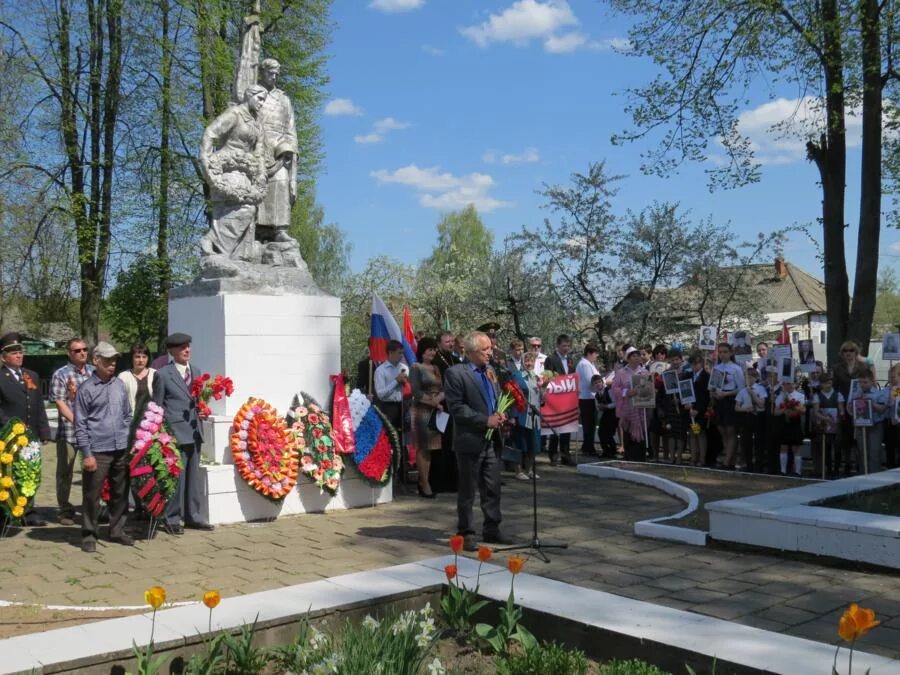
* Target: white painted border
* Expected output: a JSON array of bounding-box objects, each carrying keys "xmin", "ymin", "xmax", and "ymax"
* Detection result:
[
  {"xmin": 1, "ymin": 556, "xmax": 896, "ymax": 675},
  {"xmin": 706, "ymin": 468, "xmax": 900, "ymax": 567},
  {"xmin": 578, "ymin": 463, "xmax": 707, "ymax": 546}
]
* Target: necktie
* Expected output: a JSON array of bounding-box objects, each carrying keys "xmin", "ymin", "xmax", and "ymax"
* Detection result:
[
  {"xmin": 15, "ymin": 369, "xmax": 22, "ymax": 382},
  {"xmin": 477, "ymin": 368, "xmax": 496, "ymax": 411},
  {"xmin": 183, "ymin": 366, "xmax": 191, "ymax": 386}
]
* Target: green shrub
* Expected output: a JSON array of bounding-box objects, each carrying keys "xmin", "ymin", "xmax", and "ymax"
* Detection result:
[
  {"xmin": 496, "ymin": 641, "xmax": 588, "ymax": 675},
  {"xmin": 601, "ymin": 658, "xmax": 672, "ymax": 675}
]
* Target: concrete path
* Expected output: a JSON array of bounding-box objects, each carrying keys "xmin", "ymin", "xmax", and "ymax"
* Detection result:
[{"xmin": 4, "ymin": 449, "xmax": 899, "ymax": 660}]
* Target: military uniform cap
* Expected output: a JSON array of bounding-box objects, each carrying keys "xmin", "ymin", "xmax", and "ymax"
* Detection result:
[{"xmin": 0, "ymin": 333, "xmax": 23, "ymax": 353}]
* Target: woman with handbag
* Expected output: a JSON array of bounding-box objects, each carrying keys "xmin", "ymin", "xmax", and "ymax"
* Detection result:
[{"xmin": 410, "ymin": 338, "xmax": 444, "ymax": 498}]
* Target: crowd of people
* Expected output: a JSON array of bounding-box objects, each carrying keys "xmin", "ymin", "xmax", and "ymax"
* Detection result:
[
  {"xmin": 0, "ymin": 331, "xmax": 212, "ymax": 552},
  {"xmin": 359, "ymin": 329, "xmax": 899, "ymax": 551}
]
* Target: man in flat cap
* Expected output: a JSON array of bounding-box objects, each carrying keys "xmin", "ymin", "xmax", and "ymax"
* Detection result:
[
  {"xmin": 153, "ymin": 333, "xmax": 213, "ymax": 533},
  {"xmin": 74, "ymin": 342, "xmax": 133, "ymax": 552},
  {"xmin": 0, "ymin": 332, "xmax": 50, "ymax": 526}
]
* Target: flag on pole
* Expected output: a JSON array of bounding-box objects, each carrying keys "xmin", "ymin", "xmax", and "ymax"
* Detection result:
[
  {"xmin": 369, "ymin": 294, "xmax": 417, "ymax": 364},
  {"xmin": 403, "ymin": 305, "xmax": 417, "ymax": 357},
  {"xmin": 776, "ymin": 321, "xmax": 790, "ymax": 345}
]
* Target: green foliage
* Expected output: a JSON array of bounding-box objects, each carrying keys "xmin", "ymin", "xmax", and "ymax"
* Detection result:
[
  {"xmin": 289, "ymin": 201, "xmax": 351, "ymax": 294},
  {"xmin": 496, "ymin": 641, "xmax": 588, "ymax": 675},
  {"xmin": 873, "ymin": 267, "xmax": 900, "ymax": 334},
  {"xmin": 104, "ymin": 255, "xmax": 168, "ymax": 349},
  {"xmin": 221, "ymin": 618, "xmax": 268, "ymax": 674},
  {"xmin": 130, "ymin": 640, "xmax": 168, "ymax": 675},
  {"xmin": 440, "ymin": 580, "xmax": 488, "ymax": 635},
  {"xmin": 183, "ymin": 633, "xmax": 226, "ymax": 675},
  {"xmin": 333, "ymin": 606, "xmax": 438, "ymax": 675},
  {"xmin": 474, "ymin": 587, "xmax": 538, "ymax": 658},
  {"xmin": 601, "ymin": 658, "xmax": 671, "ymax": 675}
]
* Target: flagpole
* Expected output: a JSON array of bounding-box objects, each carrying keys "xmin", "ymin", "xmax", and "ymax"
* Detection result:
[{"xmin": 368, "ymin": 359, "xmax": 373, "ymax": 399}]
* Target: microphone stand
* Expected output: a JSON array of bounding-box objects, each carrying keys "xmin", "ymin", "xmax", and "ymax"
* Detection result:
[{"xmin": 495, "ymin": 402, "xmax": 568, "ymax": 563}]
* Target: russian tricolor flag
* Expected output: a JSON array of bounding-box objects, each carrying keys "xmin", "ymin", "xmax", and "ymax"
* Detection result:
[{"xmin": 369, "ymin": 294, "xmax": 417, "ymax": 364}]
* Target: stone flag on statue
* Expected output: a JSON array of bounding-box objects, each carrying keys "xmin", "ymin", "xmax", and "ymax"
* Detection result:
[{"xmin": 540, "ymin": 373, "xmax": 580, "ymax": 436}]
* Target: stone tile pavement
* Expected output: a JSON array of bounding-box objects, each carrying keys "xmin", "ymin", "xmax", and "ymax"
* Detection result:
[{"xmin": 3, "ymin": 448, "xmax": 900, "ymax": 659}]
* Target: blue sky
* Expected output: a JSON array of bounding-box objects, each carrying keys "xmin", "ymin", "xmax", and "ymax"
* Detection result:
[{"xmin": 315, "ymin": 0, "xmax": 900, "ymax": 281}]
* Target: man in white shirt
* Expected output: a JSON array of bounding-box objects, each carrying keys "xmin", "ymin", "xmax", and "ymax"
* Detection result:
[
  {"xmin": 374, "ymin": 340, "xmax": 409, "ymax": 432},
  {"xmin": 576, "ymin": 345, "xmax": 601, "ymax": 456}
]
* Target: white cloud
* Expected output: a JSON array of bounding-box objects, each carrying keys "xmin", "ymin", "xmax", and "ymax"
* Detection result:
[
  {"xmin": 591, "ymin": 36, "xmax": 632, "ymax": 52},
  {"xmin": 544, "ymin": 31, "xmax": 587, "ymax": 53},
  {"xmin": 324, "ymin": 98, "xmax": 363, "ymax": 116},
  {"xmin": 422, "ymin": 44, "xmax": 445, "ymax": 56},
  {"xmin": 891, "ymin": 241, "xmax": 900, "ymax": 253},
  {"xmin": 368, "ymin": 0, "xmax": 424, "ymax": 12},
  {"xmin": 371, "ymin": 164, "xmax": 513, "ymax": 212},
  {"xmin": 461, "ymin": 0, "xmax": 578, "ymax": 48},
  {"xmin": 726, "ymin": 96, "xmax": 897, "ymax": 165},
  {"xmin": 482, "ymin": 147, "xmax": 540, "ymax": 165},
  {"xmin": 354, "ymin": 117, "xmax": 411, "ymax": 144}
]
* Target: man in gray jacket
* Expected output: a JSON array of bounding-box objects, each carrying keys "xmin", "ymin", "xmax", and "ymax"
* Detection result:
[
  {"xmin": 153, "ymin": 333, "xmax": 213, "ymax": 533},
  {"xmin": 443, "ymin": 331, "xmax": 512, "ymax": 552}
]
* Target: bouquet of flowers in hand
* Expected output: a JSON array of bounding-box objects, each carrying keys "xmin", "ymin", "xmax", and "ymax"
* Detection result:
[
  {"xmin": 780, "ymin": 398, "xmax": 802, "ymax": 418},
  {"xmin": 129, "ymin": 402, "xmax": 183, "ymax": 517},
  {"xmin": 190, "ymin": 374, "xmax": 235, "ymax": 417},
  {"xmin": 0, "ymin": 419, "xmax": 41, "ymax": 521},
  {"xmin": 538, "ymin": 370, "xmax": 558, "ymax": 387},
  {"xmin": 486, "ymin": 381, "xmax": 527, "ymax": 440}
]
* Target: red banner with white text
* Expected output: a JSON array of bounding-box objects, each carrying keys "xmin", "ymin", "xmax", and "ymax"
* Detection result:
[{"xmin": 540, "ymin": 373, "xmax": 580, "ymax": 435}]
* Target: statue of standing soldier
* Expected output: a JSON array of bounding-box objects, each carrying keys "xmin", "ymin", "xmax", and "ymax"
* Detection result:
[{"xmin": 198, "ymin": 5, "xmax": 304, "ymax": 269}]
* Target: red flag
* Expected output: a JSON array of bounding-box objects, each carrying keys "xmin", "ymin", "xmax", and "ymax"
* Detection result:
[
  {"xmin": 776, "ymin": 321, "xmax": 790, "ymax": 345},
  {"xmin": 329, "ymin": 373, "xmax": 355, "ymax": 456},
  {"xmin": 403, "ymin": 305, "xmax": 417, "ymax": 355}
]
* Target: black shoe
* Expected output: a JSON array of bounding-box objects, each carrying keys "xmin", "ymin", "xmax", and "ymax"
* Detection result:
[
  {"xmin": 417, "ymin": 486, "xmax": 437, "ymax": 499},
  {"xmin": 82, "ymin": 539, "xmax": 97, "ymax": 553},
  {"xmin": 483, "ymin": 532, "xmax": 514, "ymax": 545},
  {"xmin": 58, "ymin": 513, "xmax": 76, "ymax": 526},
  {"xmin": 25, "ymin": 514, "xmax": 47, "ymax": 527},
  {"xmin": 561, "ymin": 456, "xmax": 577, "ymax": 467},
  {"xmin": 462, "ymin": 535, "xmax": 478, "ymax": 552},
  {"xmin": 185, "ymin": 521, "xmax": 214, "ymax": 531},
  {"xmin": 110, "ymin": 534, "xmax": 135, "ymax": 546},
  {"xmin": 167, "ymin": 523, "xmax": 184, "ymax": 535}
]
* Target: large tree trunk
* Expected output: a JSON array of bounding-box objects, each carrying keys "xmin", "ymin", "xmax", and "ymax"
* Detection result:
[
  {"xmin": 847, "ymin": 0, "xmax": 883, "ymax": 353},
  {"xmin": 157, "ymin": 0, "xmax": 173, "ymax": 349},
  {"xmin": 809, "ymin": 0, "xmax": 850, "ymax": 366}
]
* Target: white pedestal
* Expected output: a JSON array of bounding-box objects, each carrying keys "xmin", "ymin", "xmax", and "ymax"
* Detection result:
[{"xmin": 167, "ymin": 287, "xmax": 393, "ymax": 524}]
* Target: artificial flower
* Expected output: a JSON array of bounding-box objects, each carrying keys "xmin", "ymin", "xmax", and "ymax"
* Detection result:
[
  {"xmin": 449, "ymin": 534, "xmax": 465, "ymax": 554},
  {"xmin": 507, "ymin": 555, "xmax": 525, "ymax": 575},
  {"xmin": 0, "ymin": 490, "xmax": 10, "ymax": 502},
  {"xmin": 0, "ymin": 476, "xmax": 11, "ymax": 488},
  {"xmin": 838, "ymin": 603, "xmax": 879, "ymax": 641},
  {"xmin": 0, "ymin": 453, "xmax": 12, "ymax": 465},
  {"xmin": 202, "ymin": 590, "xmax": 221, "ymax": 609},
  {"xmin": 11, "ymin": 423, "xmax": 24, "ymax": 436},
  {"xmin": 0, "ymin": 440, "xmax": 5, "ymax": 451},
  {"xmin": 477, "ymin": 546, "xmax": 493, "ymax": 562},
  {"xmin": 144, "ymin": 586, "xmax": 166, "ymax": 609},
  {"xmin": 11, "ymin": 505, "xmax": 23, "ymax": 518},
  {"xmin": 444, "ymin": 564, "xmax": 457, "ymax": 581},
  {"xmin": 15, "ymin": 496, "xmax": 26, "ymax": 507}
]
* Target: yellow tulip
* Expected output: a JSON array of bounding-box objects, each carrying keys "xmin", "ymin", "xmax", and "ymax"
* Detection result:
[
  {"xmin": 11, "ymin": 506, "xmax": 23, "ymax": 518},
  {"xmin": 144, "ymin": 586, "xmax": 166, "ymax": 610},
  {"xmin": 202, "ymin": 590, "xmax": 221, "ymax": 609},
  {"xmin": 15, "ymin": 496, "xmax": 26, "ymax": 507},
  {"xmin": 0, "ymin": 490, "xmax": 9, "ymax": 502}
]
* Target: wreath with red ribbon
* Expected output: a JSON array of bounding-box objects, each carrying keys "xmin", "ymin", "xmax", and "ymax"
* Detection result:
[
  {"xmin": 231, "ymin": 398, "xmax": 299, "ymax": 500},
  {"xmin": 129, "ymin": 401, "xmax": 182, "ymax": 517}
]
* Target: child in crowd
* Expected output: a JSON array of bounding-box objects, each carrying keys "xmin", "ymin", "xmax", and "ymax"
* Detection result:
[
  {"xmin": 734, "ymin": 367, "xmax": 767, "ymax": 472},
  {"xmin": 774, "ymin": 376, "xmax": 806, "ymax": 476},
  {"xmin": 657, "ymin": 349, "xmax": 686, "ymax": 464},
  {"xmin": 812, "ymin": 373, "xmax": 845, "ymax": 478},
  {"xmin": 848, "ymin": 367, "xmax": 888, "ymax": 473},
  {"xmin": 710, "ymin": 343, "xmax": 745, "ymax": 470},
  {"xmin": 684, "ymin": 351, "xmax": 710, "ymax": 466},
  {"xmin": 593, "ymin": 372, "xmax": 618, "ymax": 458}
]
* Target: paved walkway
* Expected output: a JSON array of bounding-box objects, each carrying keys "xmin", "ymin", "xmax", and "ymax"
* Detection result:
[{"xmin": 5, "ymin": 451, "xmax": 900, "ymax": 659}]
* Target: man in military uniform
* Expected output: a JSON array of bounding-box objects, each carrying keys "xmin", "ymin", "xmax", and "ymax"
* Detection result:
[
  {"xmin": 0, "ymin": 332, "xmax": 49, "ymax": 526},
  {"xmin": 256, "ymin": 58, "xmax": 299, "ymax": 247}
]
